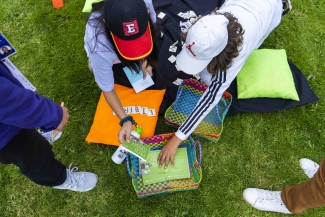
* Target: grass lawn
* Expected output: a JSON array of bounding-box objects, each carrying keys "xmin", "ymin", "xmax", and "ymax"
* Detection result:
[{"xmin": 1, "ymin": 0, "xmax": 325, "ymax": 216}]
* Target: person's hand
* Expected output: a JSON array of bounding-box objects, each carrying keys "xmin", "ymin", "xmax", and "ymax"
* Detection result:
[
  {"xmin": 143, "ymin": 0, "xmax": 156, "ymax": 23},
  {"xmin": 55, "ymin": 103, "xmax": 69, "ymax": 132},
  {"xmin": 118, "ymin": 121, "xmax": 133, "ymax": 144},
  {"xmin": 141, "ymin": 59, "xmax": 153, "ymax": 80},
  {"xmin": 157, "ymin": 135, "xmax": 182, "ymax": 169}
]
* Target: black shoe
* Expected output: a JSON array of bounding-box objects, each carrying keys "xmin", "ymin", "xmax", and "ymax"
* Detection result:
[{"xmin": 282, "ymin": 0, "xmax": 292, "ymax": 15}]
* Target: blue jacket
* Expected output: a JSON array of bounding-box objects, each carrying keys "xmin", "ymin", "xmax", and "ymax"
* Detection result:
[{"xmin": 0, "ymin": 61, "xmax": 63, "ymax": 150}]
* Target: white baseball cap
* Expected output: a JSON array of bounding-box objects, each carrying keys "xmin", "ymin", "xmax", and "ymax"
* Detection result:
[{"xmin": 176, "ymin": 15, "xmax": 229, "ymax": 75}]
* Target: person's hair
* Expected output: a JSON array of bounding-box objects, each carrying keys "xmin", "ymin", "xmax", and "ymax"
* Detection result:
[
  {"xmin": 180, "ymin": 8, "xmax": 244, "ymax": 75},
  {"xmin": 85, "ymin": 1, "xmax": 160, "ymax": 73}
]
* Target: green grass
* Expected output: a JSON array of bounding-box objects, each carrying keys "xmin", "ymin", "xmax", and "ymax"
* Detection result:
[{"xmin": 1, "ymin": 0, "xmax": 325, "ymax": 216}]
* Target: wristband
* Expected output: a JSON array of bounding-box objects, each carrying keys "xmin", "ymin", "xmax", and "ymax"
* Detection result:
[{"xmin": 119, "ymin": 116, "xmax": 137, "ymax": 127}]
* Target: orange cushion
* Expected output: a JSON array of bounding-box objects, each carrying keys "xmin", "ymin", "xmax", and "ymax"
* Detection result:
[{"xmin": 86, "ymin": 84, "xmax": 166, "ymax": 146}]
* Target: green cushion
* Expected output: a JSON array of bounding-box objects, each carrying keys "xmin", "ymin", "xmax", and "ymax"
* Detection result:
[
  {"xmin": 237, "ymin": 49, "xmax": 299, "ymax": 101},
  {"xmin": 82, "ymin": 0, "xmax": 102, "ymax": 13}
]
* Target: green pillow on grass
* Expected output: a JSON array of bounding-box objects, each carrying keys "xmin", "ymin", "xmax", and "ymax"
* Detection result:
[
  {"xmin": 237, "ymin": 49, "xmax": 299, "ymax": 101},
  {"xmin": 82, "ymin": 0, "xmax": 102, "ymax": 13}
]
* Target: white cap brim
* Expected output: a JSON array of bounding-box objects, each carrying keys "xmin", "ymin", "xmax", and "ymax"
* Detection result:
[{"xmin": 176, "ymin": 48, "xmax": 212, "ymax": 75}]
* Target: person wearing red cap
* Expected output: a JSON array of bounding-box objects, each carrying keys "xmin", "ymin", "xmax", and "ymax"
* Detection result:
[
  {"xmin": 157, "ymin": 0, "xmax": 292, "ymax": 165},
  {"xmin": 84, "ymin": 0, "xmax": 160, "ymax": 144}
]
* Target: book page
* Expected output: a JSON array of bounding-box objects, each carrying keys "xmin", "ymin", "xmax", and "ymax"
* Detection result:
[{"xmin": 121, "ymin": 139, "xmax": 151, "ymax": 161}]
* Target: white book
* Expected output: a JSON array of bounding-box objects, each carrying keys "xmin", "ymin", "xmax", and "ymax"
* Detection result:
[{"xmin": 123, "ymin": 66, "xmax": 154, "ymax": 93}]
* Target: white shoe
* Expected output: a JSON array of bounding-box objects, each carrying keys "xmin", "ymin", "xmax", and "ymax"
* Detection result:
[
  {"xmin": 243, "ymin": 188, "xmax": 292, "ymax": 214},
  {"xmin": 299, "ymin": 158, "xmax": 319, "ymax": 178},
  {"xmin": 38, "ymin": 129, "xmax": 62, "ymax": 145},
  {"xmin": 53, "ymin": 163, "xmax": 98, "ymax": 192}
]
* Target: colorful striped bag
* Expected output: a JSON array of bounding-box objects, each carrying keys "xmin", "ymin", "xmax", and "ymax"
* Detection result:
[
  {"xmin": 165, "ymin": 79, "xmax": 232, "ymax": 143},
  {"xmin": 126, "ymin": 133, "xmax": 202, "ymax": 198}
]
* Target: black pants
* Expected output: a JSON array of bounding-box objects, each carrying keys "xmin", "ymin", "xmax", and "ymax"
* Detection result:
[
  {"xmin": 112, "ymin": 63, "xmax": 167, "ymax": 90},
  {"xmin": 0, "ymin": 129, "xmax": 66, "ymax": 186}
]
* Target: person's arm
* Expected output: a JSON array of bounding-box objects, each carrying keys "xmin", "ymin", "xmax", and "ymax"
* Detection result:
[
  {"xmin": 143, "ymin": 0, "xmax": 156, "ymax": 23},
  {"xmin": 175, "ymin": 48, "xmax": 249, "ymax": 140},
  {"xmin": 88, "ymin": 46, "xmax": 134, "ymax": 144},
  {"xmin": 176, "ymin": 71, "xmax": 228, "ymax": 139},
  {"xmin": 0, "ymin": 76, "xmax": 64, "ymax": 130},
  {"xmin": 158, "ymin": 70, "xmax": 229, "ymax": 168},
  {"xmin": 158, "ymin": 48, "xmax": 250, "ymax": 168},
  {"xmin": 102, "ymin": 89, "xmax": 133, "ymax": 144},
  {"xmin": 158, "ymin": 55, "xmax": 250, "ymax": 167}
]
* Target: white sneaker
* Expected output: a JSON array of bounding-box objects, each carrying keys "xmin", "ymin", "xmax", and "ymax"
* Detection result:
[
  {"xmin": 38, "ymin": 129, "xmax": 62, "ymax": 145},
  {"xmin": 299, "ymin": 158, "xmax": 319, "ymax": 179},
  {"xmin": 243, "ymin": 188, "xmax": 292, "ymax": 214},
  {"xmin": 53, "ymin": 163, "xmax": 98, "ymax": 192}
]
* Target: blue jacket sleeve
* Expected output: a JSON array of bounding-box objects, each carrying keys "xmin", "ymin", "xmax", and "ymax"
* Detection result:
[{"xmin": 0, "ymin": 76, "xmax": 63, "ymax": 130}]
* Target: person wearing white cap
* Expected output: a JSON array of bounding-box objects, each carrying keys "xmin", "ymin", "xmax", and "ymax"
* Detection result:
[{"xmin": 157, "ymin": 0, "xmax": 292, "ymax": 164}]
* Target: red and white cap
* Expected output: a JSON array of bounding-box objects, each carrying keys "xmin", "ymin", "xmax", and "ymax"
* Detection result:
[{"xmin": 104, "ymin": 0, "xmax": 152, "ymax": 60}]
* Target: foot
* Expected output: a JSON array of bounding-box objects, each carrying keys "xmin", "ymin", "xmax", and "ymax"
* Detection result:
[
  {"xmin": 53, "ymin": 163, "xmax": 98, "ymax": 192},
  {"xmin": 38, "ymin": 129, "xmax": 62, "ymax": 145},
  {"xmin": 299, "ymin": 158, "xmax": 319, "ymax": 179},
  {"xmin": 282, "ymin": 0, "xmax": 292, "ymax": 15},
  {"xmin": 243, "ymin": 188, "xmax": 292, "ymax": 214}
]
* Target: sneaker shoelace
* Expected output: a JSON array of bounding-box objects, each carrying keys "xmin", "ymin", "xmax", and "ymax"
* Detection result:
[
  {"xmin": 65, "ymin": 163, "xmax": 84, "ymax": 188},
  {"xmin": 257, "ymin": 190, "xmax": 284, "ymax": 205}
]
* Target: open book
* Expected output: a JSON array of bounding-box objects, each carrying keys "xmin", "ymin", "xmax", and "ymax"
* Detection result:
[{"xmin": 140, "ymin": 147, "xmax": 191, "ymax": 185}]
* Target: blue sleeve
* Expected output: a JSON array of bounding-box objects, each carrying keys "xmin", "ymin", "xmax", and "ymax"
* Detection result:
[{"xmin": 0, "ymin": 76, "xmax": 63, "ymax": 130}]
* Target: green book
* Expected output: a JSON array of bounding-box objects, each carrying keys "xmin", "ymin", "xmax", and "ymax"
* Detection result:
[
  {"xmin": 121, "ymin": 139, "xmax": 151, "ymax": 162},
  {"xmin": 140, "ymin": 147, "xmax": 190, "ymax": 185}
]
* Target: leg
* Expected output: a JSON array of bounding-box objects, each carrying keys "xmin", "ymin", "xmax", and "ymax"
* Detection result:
[
  {"xmin": 281, "ymin": 156, "xmax": 325, "ymax": 214},
  {"xmin": 0, "ymin": 129, "xmax": 66, "ymax": 187}
]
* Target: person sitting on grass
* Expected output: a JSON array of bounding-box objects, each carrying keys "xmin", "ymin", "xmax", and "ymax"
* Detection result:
[
  {"xmin": 0, "ymin": 60, "xmax": 98, "ymax": 192},
  {"xmin": 243, "ymin": 157, "xmax": 324, "ymax": 214},
  {"xmin": 84, "ymin": 0, "xmax": 162, "ymax": 144},
  {"xmin": 157, "ymin": 0, "xmax": 292, "ymax": 168}
]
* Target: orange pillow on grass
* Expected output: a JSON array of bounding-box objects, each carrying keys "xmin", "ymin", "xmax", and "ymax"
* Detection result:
[{"xmin": 86, "ymin": 84, "xmax": 166, "ymax": 146}]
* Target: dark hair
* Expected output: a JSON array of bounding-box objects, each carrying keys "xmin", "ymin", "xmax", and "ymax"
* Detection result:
[
  {"xmin": 86, "ymin": 1, "xmax": 160, "ymax": 73},
  {"xmin": 180, "ymin": 8, "xmax": 244, "ymax": 75}
]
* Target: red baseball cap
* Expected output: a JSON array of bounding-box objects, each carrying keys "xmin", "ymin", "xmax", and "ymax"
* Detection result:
[{"xmin": 104, "ymin": 0, "xmax": 153, "ymax": 60}]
